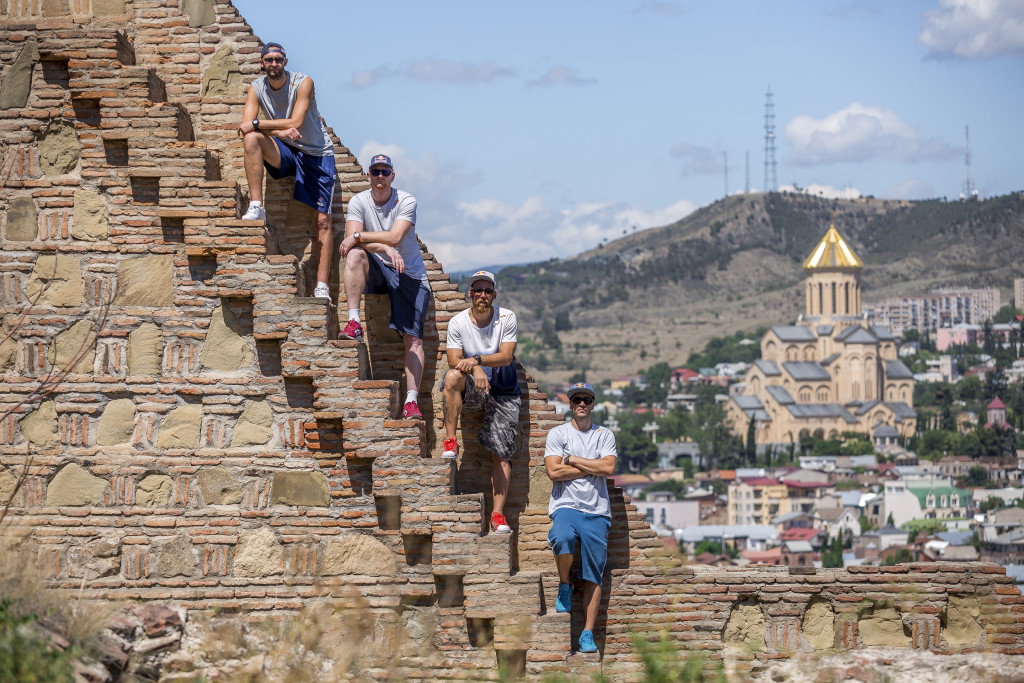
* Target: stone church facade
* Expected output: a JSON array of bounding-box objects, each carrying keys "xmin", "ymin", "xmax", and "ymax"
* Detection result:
[{"xmin": 727, "ymin": 225, "xmax": 917, "ymax": 447}]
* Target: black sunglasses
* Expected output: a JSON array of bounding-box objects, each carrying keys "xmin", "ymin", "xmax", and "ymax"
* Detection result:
[
  {"xmin": 370, "ymin": 168, "xmax": 393, "ymax": 177},
  {"xmin": 262, "ymin": 56, "xmax": 284, "ymax": 64},
  {"xmin": 570, "ymin": 396, "xmax": 594, "ymax": 406},
  {"xmin": 470, "ymin": 287, "xmax": 494, "ymax": 295}
]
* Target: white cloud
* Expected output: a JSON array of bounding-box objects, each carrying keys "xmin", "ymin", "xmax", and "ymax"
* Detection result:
[
  {"xmin": 669, "ymin": 142, "xmax": 724, "ymax": 176},
  {"xmin": 355, "ymin": 143, "xmax": 697, "ymax": 271},
  {"xmin": 785, "ymin": 103, "xmax": 958, "ymax": 165},
  {"xmin": 919, "ymin": 0, "xmax": 1024, "ymax": 59},
  {"xmin": 348, "ymin": 58, "xmax": 516, "ymax": 89},
  {"xmin": 633, "ymin": 1, "xmax": 687, "ymax": 16},
  {"xmin": 884, "ymin": 178, "xmax": 937, "ymax": 199},
  {"xmin": 527, "ymin": 66, "xmax": 597, "ymax": 87},
  {"xmin": 778, "ymin": 183, "xmax": 863, "ymax": 200}
]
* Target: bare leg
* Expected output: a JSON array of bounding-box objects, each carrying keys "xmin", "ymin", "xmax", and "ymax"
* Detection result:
[
  {"xmin": 242, "ymin": 131, "xmax": 281, "ymax": 203},
  {"xmin": 404, "ymin": 334, "xmax": 424, "ymax": 394},
  {"xmin": 314, "ymin": 210, "xmax": 332, "ymax": 285},
  {"xmin": 492, "ymin": 453, "xmax": 510, "ymax": 515},
  {"xmin": 582, "ymin": 581, "xmax": 601, "ymax": 632},
  {"xmin": 555, "ymin": 553, "xmax": 573, "ymax": 584},
  {"xmin": 343, "ymin": 248, "xmax": 369, "ymax": 312},
  {"xmin": 442, "ymin": 369, "xmax": 466, "ymax": 439}
]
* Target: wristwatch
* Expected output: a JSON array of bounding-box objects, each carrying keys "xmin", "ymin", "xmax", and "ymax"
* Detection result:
[
  {"xmin": 252, "ymin": 119, "xmax": 260, "ymax": 130},
  {"xmin": 472, "ymin": 353, "xmax": 482, "ymax": 365},
  {"xmin": 562, "ymin": 453, "xmax": 572, "ymax": 465},
  {"xmin": 352, "ymin": 231, "xmax": 361, "ymax": 242}
]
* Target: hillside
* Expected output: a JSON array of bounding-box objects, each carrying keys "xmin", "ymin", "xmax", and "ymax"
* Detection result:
[{"xmin": 499, "ymin": 191, "xmax": 1024, "ymax": 387}]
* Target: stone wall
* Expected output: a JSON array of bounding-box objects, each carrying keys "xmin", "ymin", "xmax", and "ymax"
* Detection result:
[{"xmin": 1, "ymin": 1, "xmax": 1022, "ymax": 680}]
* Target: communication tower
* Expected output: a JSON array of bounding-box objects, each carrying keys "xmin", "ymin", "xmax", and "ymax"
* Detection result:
[
  {"xmin": 961, "ymin": 125, "xmax": 977, "ymax": 200},
  {"xmin": 745, "ymin": 151, "xmax": 751, "ymax": 194},
  {"xmin": 764, "ymin": 86, "xmax": 777, "ymax": 192}
]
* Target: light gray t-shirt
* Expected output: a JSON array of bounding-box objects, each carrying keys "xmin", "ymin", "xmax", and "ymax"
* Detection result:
[
  {"xmin": 249, "ymin": 70, "xmax": 334, "ymax": 157},
  {"xmin": 346, "ymin": 188, "xmax": 427, "ymax": 282},
  {"xmin": 545, "ymin": 422, "xmax": 617, "ymax": 518}
]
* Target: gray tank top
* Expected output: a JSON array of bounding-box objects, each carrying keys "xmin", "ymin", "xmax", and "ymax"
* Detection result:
[{"xmin": 250, "ymin": 70, "xmax": 334, "ymax": 157}]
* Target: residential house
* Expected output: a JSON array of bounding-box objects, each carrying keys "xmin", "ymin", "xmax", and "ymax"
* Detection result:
[
  {"xmin": 816, "ymin": 507, "xmax": 862, "ymax": 539},
  {"xmin": 728, "ymin": 477, "xmax": 789, "ymax": 525},
  {"xmin": 781, "ymin": 540, "xmax": 816, "ymax": 567}
]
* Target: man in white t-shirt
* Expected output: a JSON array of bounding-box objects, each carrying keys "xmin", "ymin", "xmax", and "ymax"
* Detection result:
[
  {"xmin": 544, "ymin": 382, "xmax": 617, "ymax": 654},
  {"xmin": 440, "ymin": 270, "xmax": 521, "ymax": 534},
  {"xmin": 338, "ymin": 154, "xmax": 431, "ymax": 419}
]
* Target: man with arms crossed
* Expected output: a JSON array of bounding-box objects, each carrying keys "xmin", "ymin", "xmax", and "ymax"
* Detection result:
[
  {"xmin": 238, "ymin": 42, "xmax": 336, "ymax": 300},
  {"xmin": 544, "ymin": 382, "xmax": 617, "ymax": 654},
  {"xmin": 338, "ymin": 154, "xmax": 430, "ymax": 420},
  {"xmin": 440, "ymin": 270, "xmax": 520, "ymax": 534}
]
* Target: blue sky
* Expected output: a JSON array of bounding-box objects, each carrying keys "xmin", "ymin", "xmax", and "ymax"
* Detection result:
[{"xmin": 235, "ymin": 0, "xmax": 1024, "ymax": 271}]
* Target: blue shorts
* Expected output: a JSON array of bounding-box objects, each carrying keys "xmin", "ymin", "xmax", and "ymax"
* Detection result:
[
  {"xmin": 265, "ymin": 139, "xmax": 336, "ymax": 215},
  {"xmin": 366, "ymin": 256, "xmax": 430, "ymax": 339},
  {"xmin": 547, "ymin": 507, "xmax": 611, "ymax": 585}
]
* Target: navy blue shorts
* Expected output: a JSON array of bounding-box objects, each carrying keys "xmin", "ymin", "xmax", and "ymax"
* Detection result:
[
  {"xmin": 547, "ymin": 507, "xmax": 611, "ymax": 585},
  {"xmin": 265, "ymin": 139, "xmax": 336, "ymax": 215},
  {"xmin": 366, "ymin": 256, "xmax": 430, "ymax": 339}
]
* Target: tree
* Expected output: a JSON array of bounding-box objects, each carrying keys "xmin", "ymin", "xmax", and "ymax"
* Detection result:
[
  {"xmin": 539, "ymin": 319, "xmax": 561, "ymax": 350},
  {"xmin": 554, "ymin": 310, "xmax": 572, "ymax": 332},
  {"xmin": 964, "ymin": 465, "xmax": 989, "ymax": 487},
  {"xmin": 821, "ymin": 530, "xmax": 844, "ymax": 568},
  {"xmin": 886, "ymin": 512, "xmax": 895, "ymax": 527}
]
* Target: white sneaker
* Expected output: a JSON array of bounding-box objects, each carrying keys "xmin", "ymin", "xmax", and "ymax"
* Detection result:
[
  {"xmin": 242, "ymin": 203, "xmax": 266, "ymax": 221},
  {"xmin": 313, "ymin": 283, "xmax": 331, "ymax": 302}
]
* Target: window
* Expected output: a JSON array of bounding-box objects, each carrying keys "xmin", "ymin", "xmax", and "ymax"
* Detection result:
[
  {"xmin": 660, "ymin": 508, "xmax": 667, "ymax": 524},
  {"xmin": 644, "ymin": 508, "xmax": 654, "ymax": 522}
]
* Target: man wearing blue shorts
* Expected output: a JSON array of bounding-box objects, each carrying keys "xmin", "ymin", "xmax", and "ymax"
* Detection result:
[
  {"xmin": 338, "ymin": 154, "xmax": 430, "ymax": 420},
  {"xmin": 238, "ymin": 42, "xmax": 336, "ymax": 301},
  {"xmin": 544, "ymin": 382, "xmax": 617, "ymax": 654}
]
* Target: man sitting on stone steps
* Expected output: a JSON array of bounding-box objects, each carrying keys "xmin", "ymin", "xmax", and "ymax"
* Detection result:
[
  {"xmin": 440, "ymin": 270, "xmax": 521, "ymax": 535},
  {"xmin": 544, "ymin": 382, "xmax": 617, "ymax": 654},
  {"xmin": 238, "ymin": 41, "xmax": 336, "ymax": 301},
  {"xmin": 338, "ymin": 154, "xmax": 430, "ymax": 420}
]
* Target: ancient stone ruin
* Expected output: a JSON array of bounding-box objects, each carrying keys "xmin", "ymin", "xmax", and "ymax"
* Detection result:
[{"xmin": 1, "ymin": 1, "xmax": 1023, "ymax": 679}]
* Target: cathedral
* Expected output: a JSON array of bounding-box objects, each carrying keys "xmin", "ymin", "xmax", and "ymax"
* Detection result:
[{"xmin": 726, "ymin": 224, "xmax": 917, "ymax": 447}]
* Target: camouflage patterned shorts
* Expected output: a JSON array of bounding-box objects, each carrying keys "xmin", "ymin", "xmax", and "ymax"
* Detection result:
[{"xmin": 453, "ymin": 374, "xmax": 522, "ymax": 461}]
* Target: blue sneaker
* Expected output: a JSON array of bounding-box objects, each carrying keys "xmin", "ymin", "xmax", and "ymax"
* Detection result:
[
  {"xmin": 579, "ymin": 629, "xmax": 597, "ymax": 653},
  {"xmin": 555, "ymin": 582, "xmax": 572, "ymax": 613}
]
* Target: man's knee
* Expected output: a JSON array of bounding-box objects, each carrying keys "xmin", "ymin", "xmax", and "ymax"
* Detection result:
[
  {"xmin": 442, "ymin": 368, "xmax": 466, "ymax": 393},
  {"xmin": 548, "ymin": 523, "xmax": 577, "ymax": 556},
  {"xmin": 344, "ymin": 247, "xmax": 368, "ymax": 269},
  {"xmin": 314, "ymin": 212, "xmax": 331, "ymax": 233},
  {"xmin": 243, "ymin": 130, "xmax": 265, "ymax": 154}
]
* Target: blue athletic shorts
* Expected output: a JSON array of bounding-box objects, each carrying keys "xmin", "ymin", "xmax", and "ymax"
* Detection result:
[
  {"xmin": 265, "ymin": 139, "xmax": 336, "ymax": 215},
  {"xmin": 547, "ymin": 507, "xmax": 611, "ymax": 585},
  {"xmin": 365, "ymin": 255, "xmax": 431, "ymax": 339}
]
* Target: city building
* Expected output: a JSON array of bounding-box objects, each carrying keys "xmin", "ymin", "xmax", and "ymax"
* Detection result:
[
  {"xmin": 864, "ymin": 286, "xmax": 1002, "ymax": 337},
  {"xmin": 726, "ymin": 224, "xmax": 917, "ymax": 448}
]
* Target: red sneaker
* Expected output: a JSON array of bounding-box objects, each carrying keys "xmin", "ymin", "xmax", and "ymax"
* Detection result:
[
  {"xmin": 402, "ymin": 401, "xmax": 422, "ymax": 419},
  {"xmin": 339, "ymin": 319, "xmax": 364, "ymax": 340},
  {"xmin": 490, "ymin": 512, "xmax": 511, "ymax": 534},
  {"xmin": 441, "ymin": 437, "xmax": 458, "ymax": 460}
]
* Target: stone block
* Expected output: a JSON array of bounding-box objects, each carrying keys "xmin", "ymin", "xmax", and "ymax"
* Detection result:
[
  {"xmin": 0, "ymin": 334, "xmax": 15, "ymax": 373},
  {"xmin": 859, "ymin": 605, "xmax": 909, "ymax": 647},
  {"xmin": 802, "ymin": 599, "xmax": 835, "ymax": 649},
  {"xmin": 198, "ymin": 467, "xmax": 242, "ymax": 505},
  {"xmin": 26, "ymin": 254, "xmax": 83, "ymax": 307},
  {"xmin": 91, "ymin": 0, "xmax": 126, "ymax": 15},
  {"xmin": 136, "ymin": 474, "xmax": 173, "ymax": 507},
  {"xmin": 230, "ymin": 400, "xmax": 273, "ymax": 447},
  {"xmin": 38, "ymin": 120, "xmax": 79, "ymax": 176},
  {"xmin": 528, "ymin": 465, "xmax": 553, "ymax": 505},
  {"xmin": 127, "ymin": 322, "xmax": 163, "ymax": 376},
  {"xmin": 945, "ymin": 595, "xmax": 984, "ymax": 647},
  {"xmin": 202, "ymin": 46, "xmax": 242, "ymax": 98},
  {"xmin": 115, "ymin": 255, "xmax": 174, "ymax": 308},
  {"xmin": 67, "ymin": 535, "xmax": 120, "ymax": 579},
  {"xmin": 96, "ymin": 398, "xmax": 136, "ymax": 446},
  {"xmin": 270, "ymin": 470, "xmax": 329, "ymax": 507},
  {"xmin": 183, "ymin": 0, "xmax": 215, "ymax": 27},
  {"xmin": 48, "ymin": 319, "xmax": 96, "ymax": 373},
  {"xmin": 41, "ymin": 0, "xmax": 69, "ymax": 17},
  {"xmin": 46, "ymin": 462, "xmax": 107, "ymax": 506},
  {"xmin": 72, "ymin": 189, "xmax": 108, "ymax": 242},
  {"xmin": 200, "ymin": 304, "xmax": 253, "ymax": 372},
  {"xmin": 322, "ymin": 533, "xmax": 397, "ymax": 577},
  {"xmin": 0, "ymin": 39, "xmax": 37, "ymax": 111},
  {"xmin": 0, "ymin": 468, "xmax": 16, "ymax": 504},
  {"xmin": 233, "ymin": 527, "xmax": 283, "ymax": 577},
  {"xmin": 157, "ymin": 404, "xmax": 202, "ymax": 449},
  {"xmin": 22, "ymin": 400, "xmax": 59, "ymax": 449},
  {"xmin": 5, "ymin": 196, "xmax": 38, "ymax": 241},
  {"xmin": 723, "ymin": 600, "xmax": 766, "ymax": 652},
  {"xmin": 159, "ymin": 533, "xmax": 196, "ymax": 578}
]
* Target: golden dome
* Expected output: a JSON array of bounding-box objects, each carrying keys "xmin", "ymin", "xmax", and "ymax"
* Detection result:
[{"xmin": 802, "ymin": 224, "xmax": 863, "ymax": 271}]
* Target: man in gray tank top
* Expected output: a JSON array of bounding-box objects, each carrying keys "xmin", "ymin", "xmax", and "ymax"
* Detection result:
[{"xmin": 238, "ymin": 42, "xmax": 337, "ymax": 301}]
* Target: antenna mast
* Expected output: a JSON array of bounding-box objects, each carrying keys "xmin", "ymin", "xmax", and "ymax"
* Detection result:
[
  {"xmin": 745, "ymin": 150, "xmax": 751, "ymax": 194},
  {"xmin": 764, "ymin": 86, "xmax": 777, "ymax": 192},
  {"xmin": 961, "ymin": 124, "xmax": 976, "ymax": 200}
]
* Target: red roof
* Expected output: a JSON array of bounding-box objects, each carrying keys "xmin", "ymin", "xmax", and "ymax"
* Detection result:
[
  {"xmin": 672, "ymin": 368, "xmax": 699, "ymax": 381},
  {"xmin": 989, "ymin": 397, "xmax": 1006, "ymax": 410},
  {"xmin": 781, "ymin": 528, "xmax": 820, "ymax": 541}
]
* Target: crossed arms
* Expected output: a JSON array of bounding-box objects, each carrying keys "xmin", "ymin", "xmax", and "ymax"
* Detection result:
[
  {"xmin": 238, "ymin": 75, "xmax": 315, "ymax": 143},
  {"xmin": 544, "ymin": 453, "xmax": 617, "ymax": 482}
]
